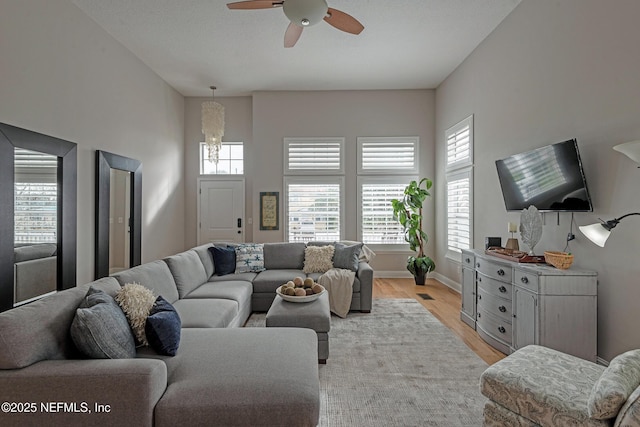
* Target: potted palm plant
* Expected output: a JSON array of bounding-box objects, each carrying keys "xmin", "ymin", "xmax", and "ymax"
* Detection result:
[{"xmin": 391, "ymin": 178, "xmax": 436, "ymax": 285}]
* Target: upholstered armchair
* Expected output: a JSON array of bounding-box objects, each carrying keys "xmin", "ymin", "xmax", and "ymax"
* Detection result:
[{"xmin": 480, "ymin": 345, "xmax": 640, "ymax": 426}]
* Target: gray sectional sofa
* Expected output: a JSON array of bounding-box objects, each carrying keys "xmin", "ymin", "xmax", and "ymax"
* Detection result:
[{"xmin": 0, "ymin": 241, "xmax": 373, "ymax": 427}]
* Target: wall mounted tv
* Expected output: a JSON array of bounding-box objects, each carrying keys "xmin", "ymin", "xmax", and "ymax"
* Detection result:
[{"xmin": 495, "ymin": 139, "xmax": 593, "ymax": 212}]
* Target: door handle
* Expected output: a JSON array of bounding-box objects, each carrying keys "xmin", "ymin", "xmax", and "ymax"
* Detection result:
[{"xmin": 237, "ymin": 218, "xmax": 242, "ymax": 227}]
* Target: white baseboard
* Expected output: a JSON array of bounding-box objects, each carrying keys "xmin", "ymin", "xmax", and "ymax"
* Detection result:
[
  {"xmin": 373, "ymin": 271, "xmax": 462, "ymax": 294},
  {"xmin": 596, "ymin": 356, "xmax": 609, "ymax": 366}
]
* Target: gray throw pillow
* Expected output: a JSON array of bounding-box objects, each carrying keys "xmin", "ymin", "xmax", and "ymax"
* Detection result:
[
  {"xmin": 333, "ymin": 242, "xmax": 363, "ymax": 272},
  {"xmin": 70, "ymin": 286, "xmax": 136, "ymax": 359}
]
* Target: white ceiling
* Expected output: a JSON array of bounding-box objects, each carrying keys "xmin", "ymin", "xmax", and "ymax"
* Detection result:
[{"xmin": 72, "ymin": 0, "xmax": 521, "ymax": 97}]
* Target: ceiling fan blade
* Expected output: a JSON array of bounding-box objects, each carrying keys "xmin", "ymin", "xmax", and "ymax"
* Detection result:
[
  {"xmin": 323, "ymin": 8, "xmax": 364, "ymax": 35},
  {"xmin": 227, "ymin": 0, "xmax": 282, "ymax": 10},
  {"xmin": 284, "ymin": 22, "xmax": 303, "ymax": 48}
]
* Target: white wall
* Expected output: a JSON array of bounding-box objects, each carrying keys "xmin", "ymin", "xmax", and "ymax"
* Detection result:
[
  {"xmin": 184, "ymin": 90, "xmax": 436, "ymax": 273},
  {"xmin": 0, "ymin": 0, "xmax": 186, "ymax": 284},
  {"xmin": 435, "ymin": 0, "xmax": 640, "ymax": 361}
]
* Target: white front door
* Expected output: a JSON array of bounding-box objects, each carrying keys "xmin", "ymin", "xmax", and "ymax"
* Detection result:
[{"xmin": 197, "ymin": 178, "xmax": 245, "ymax": 244}]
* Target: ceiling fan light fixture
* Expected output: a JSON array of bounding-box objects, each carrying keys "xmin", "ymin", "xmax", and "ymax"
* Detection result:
[{"xmin": 283, "ymin": 0, "xmax": 328, "ymax": 27}]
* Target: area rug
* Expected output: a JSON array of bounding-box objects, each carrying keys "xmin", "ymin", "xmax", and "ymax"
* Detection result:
[{"xmin": 245, "ymin": 298, "xmax": 488, "ymax": 426}]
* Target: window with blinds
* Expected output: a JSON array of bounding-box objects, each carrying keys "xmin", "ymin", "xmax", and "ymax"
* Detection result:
[
  {"xmin": 357, "ymin": 137, "xmax": 418, "ymax": 174},
  {"xmin": 447, "ymin": 172, "xmax": 471, "ymax": 253},
  {"xmin": 284, "ymin": 137, "xmax": 344, "ymax": 174},
  {"xmin": 360, "ymin": 181, "xmax": 406, "ymax": 244},
  {"xmin": 285, "ymin": 180, "xmax": 342, "ymax": 242},
  {"xmin": 445, "ymin": 116, "xmax": 474, "ymax": 259},
  {"xmin": 14, "ymin": 148, "xmax": 58, "ymax": 244}
]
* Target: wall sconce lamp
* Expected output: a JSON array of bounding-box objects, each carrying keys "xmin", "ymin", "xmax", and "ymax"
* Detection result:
[
  {"xmin": 579, "ymin": 213, "xmax": 640, "ymax": 247},
  {"xmin": 613, "ymin": 140, "xmax": 640, "ymax": 167}
]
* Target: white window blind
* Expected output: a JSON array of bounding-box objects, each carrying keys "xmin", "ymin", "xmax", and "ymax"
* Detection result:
[
  {"xmin": 14, "ymin": 148, "xmax": 58, "ymax": 244},
  {"xmin": 14, "ymin": 182, "xmax": 57, "ymax": 244},
  {"xmin": 445, "ymin": 116, "xmax": 474, "ymax": 260},
  {"xmin": 284, "ymin": 137, "xmax": 344, "ymax": 175},
  {"xmin": 200, "ymin": 142, "xmax": 244, "ymax": 175},
  {"xmin": 446, "ymin": 116, "xmax": 473, "ymax": 170},
  {"xmin": 357, "ymin": 137, "xmax": 418, "ymax": 174},
  {"xmin": 360, "ymin": 182, "xmax": 406, "ymax": 244},
  {"xmin": 447, "ymin": 172, "xmax": 471, "ymax": 253},
  {"xmin": 286, "ymin": 181, "xmax": 341, "ymax": 242}
]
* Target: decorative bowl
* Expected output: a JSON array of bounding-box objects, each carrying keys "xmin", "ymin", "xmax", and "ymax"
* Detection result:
[
  {"xmin": 275, "ymin": 287, "xmax": 326, "ymax": 303},
  {"xmin": 544, "ymin": 251, "xmax": 574, "ymax": 269}
]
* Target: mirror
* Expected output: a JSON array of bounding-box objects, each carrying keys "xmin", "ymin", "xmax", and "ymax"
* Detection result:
[
  {"xmin": 0, "ymin": 122, "xmax": 77, "ymax": 312},
  {"xmin": 95, "ymin": 150, "xmax": 141, "ymax": 279}
]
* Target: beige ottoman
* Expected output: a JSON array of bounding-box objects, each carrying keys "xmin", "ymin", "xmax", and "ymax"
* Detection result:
[{"xmin": 266, "ymin": 292, "xmax": 330, "ymax": 363}]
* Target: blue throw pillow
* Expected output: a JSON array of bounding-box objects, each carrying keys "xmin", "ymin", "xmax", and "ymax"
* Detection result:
[
  {"xmin": 209, "ymin": 246, "xmax": 236, "ymax": 275},
  {"xmin": 145, "ymin": 296, "xmax": 181, "ymax": 356}
]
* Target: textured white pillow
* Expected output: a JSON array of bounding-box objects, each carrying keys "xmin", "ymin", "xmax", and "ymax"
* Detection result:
[
  {"xmin": 303, "ymin": 245, "xmax": 335, "ymax": 274},
  {"xmin": 115, "ymin": 283, "xmax": 156, "ymax": 346}
]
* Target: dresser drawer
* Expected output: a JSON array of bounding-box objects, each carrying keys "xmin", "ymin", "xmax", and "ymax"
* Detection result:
[
  {"xmin": 475, "ymin": 258, "xmax": 512, "ymax": 283},
  {"xmin": 477, "ymin": 307, "xmax": 512, "ymax": 345},
  {"xmin": 514, "ymin": 269, "xmax": 539, "ymax": 292},
  {"xmin": 476, "ymin": 273, "xmax": 512, "ymax": 300},
  {"xmin": 477, "ymin": 286, "xmax": 512, "ymax": 322}
]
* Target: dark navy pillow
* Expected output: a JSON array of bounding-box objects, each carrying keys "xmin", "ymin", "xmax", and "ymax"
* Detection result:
[
  {"xmin": 208, "ymin": 246, "xmax": 236, "ymax": 275},
  {"xmin": 145, "ymin": 296, "xmax": 181, "ymax": 356}
]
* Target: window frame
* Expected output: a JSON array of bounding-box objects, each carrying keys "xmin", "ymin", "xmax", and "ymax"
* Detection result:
[
  {"xmin": 445, "ymin": 115, "xmax": 474, "ymax": 262},
  {"xmin": 283, "ymin": 175, "xmax": 345, "ymax": 242},
  {"xmin": 357, "ymin": 175, "xmax": 418, "ymax": 250},
  {"xmin": 199, "ymin": 141, "xmax": 244, "ymax": 175},
  {"xmin": 357, "ymin": 136, "xmax": 419, "ymax": 175},
  {"xmin": 283, "ymin": 137, "xmax": 345, "ymax": 175}
]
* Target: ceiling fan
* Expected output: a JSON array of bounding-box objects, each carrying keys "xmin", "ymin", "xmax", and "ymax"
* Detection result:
[{"xmin": 227, "ymin": 0, "xmax": 364, "ymax": 48}]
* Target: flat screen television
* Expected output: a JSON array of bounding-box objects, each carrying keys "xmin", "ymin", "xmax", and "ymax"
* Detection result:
[{"xmin": 495, "ymin": 139, "xmax": 593, "ymax": 212}]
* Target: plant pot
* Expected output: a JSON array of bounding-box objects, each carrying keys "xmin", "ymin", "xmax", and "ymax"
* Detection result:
[{"xmin": 413, "ymin": 274, "xmax": 426, "ymax": 286}]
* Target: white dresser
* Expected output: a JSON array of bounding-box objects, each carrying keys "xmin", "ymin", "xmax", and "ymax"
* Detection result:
[{"xmin": 460, "ymin": 249, "xmax": 597, "ymax": 362}]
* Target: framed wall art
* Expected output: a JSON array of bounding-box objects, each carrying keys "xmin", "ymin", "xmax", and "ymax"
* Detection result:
[{"xmin": 260, "ymin": 192, "xmax": 279, "ymax": 230}]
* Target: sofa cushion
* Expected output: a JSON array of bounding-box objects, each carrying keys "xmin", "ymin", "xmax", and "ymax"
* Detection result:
[
  {"xmin": 614, "ymin": 385, "xmax": 640, "ymax": 427},
  {"xmin": 252, "ymin": 269, "xmax": 307, "ymax": 294},
  {"xmin": 113, "ymin": 261, "xmax": 179, "ymax": 304},
  {"xmin": 70, "ymin": 287, "xmax": 137, "ymax": 359},
  {"xmin": 184, "ymin": 281, "xmax": 253, "ymax": 308},
  {"xmin": 192, "ymin": 243, "xmax": 214, "ymax": 278},
  {"xmin": 234, "ymin": 243, "xmax": 266, "ymax": 273},
  {"xmin": 333, "ymin": 242, "xmax": 363, "ymax": 272},
  {"xmin": 148, "ymin": 328, "xmax": 320, "ymax": 427},
  {"xmin": 164, "ymin": 250, "xmax": 208, "ymax": 298},
  {"xmin": 208, "ymin": 271, "xmax": 257, "ymax": 283},
  {"xmin": 209, "ymin": 246, "xmax": 237, "ymax": 276},
  {"xmin": 145, "ymin": 296, "xmax": 181, "ymax": 357},
  {"xmin": 303, "ymin": 245, "xmax": 335, "ymax": 274},
  {"xmin": 588, "ymin": 349, "xmax": 640, "ymax": 419},
  {"xmin": 171, "ymin": 299, "xmax": 238, "ymax": 328},
  {"xmin": 115, "ymin": 283, "xmax": 156, "ymax": 346},
  {"xmin": 263, "ymin": 242, "xmax": 306, "ymax": 270},
  {"xmin": 481, "ymin": 345, "xmax": 608, "ymax": 427},
  {"xmin": 0, "ymin": 277, "xmax": 121, "ymax": 369},
  {"xmin": 14, "ymin": 243, "xmax": 57, "ymax": 262}
]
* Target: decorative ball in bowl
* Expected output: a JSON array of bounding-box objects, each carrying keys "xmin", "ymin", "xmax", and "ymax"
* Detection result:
[{"xmin": 276, "ymin": 277, "xmax": 326, "ymax": 303}]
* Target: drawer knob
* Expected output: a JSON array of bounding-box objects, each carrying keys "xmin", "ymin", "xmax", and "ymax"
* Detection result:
[
  {"xmin": 477, "ymin": 312, "xmax": 481, "ymax": 318},
  {"xmin": 499, "ymin": 286, "xmax": 507, "ymax": 293},
  {"xmin": 499, "ymin": 305, "xmax": 506, "ymax": 312},
  {"xmin": 478, "ymin": 294, "xmax": 482, "ymax": 300},
  {"xmin": 465, "ymin": 258, "xmax": 470, "ymax": 263},
  {"xmin": 497, "ymin": 269, "xmax": 505, "ymax": 276},
  {"xmin": 521, "ymin": 276, "xmax": 529, "ymax": 284},
  {"xmin": 476, "ymin": 263, "xmax": 480, "ymax": 268},
  {"xmin": 498, "ymin": 326, "xmax": 506, "ymax": 334},
  {"xmin": 478, "ymin": 277, "xmax": 482, "ymax": 282}
]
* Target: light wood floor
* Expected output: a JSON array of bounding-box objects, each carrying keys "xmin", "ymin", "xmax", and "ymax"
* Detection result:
[{"xmin": 373, "ymin": 277, "xmax": 506, "ymax": 365}]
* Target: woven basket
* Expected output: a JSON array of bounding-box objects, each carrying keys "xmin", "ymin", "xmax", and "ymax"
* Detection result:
[{"xmin": 544, "ymin": 251, "xmax": 574, "ymax": 269}]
